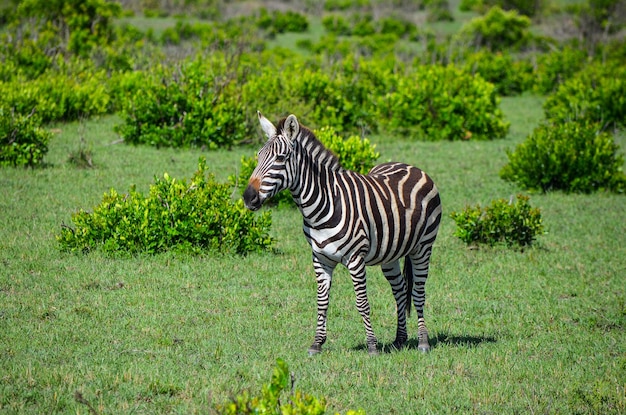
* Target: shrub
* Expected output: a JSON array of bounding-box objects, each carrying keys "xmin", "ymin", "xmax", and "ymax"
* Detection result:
[
  {"xmin": 57, "ymin": 158, "xmax": 273, "ymax": 255},
  {"xmin": 531, "ymin": 46, "xmax": 588, "ymax": 95},
  {"xmin": 115, "ymin": 55, "xmax": 248, "ymax": 149},
  {"xmin": 0, "ymin": 109, "xmax": 51, "ymax": 167},
  {"xmin": 500, "ymin": 121, "xmax": 626, "ymax": 193},
  {"xmin": 378, "ymin": 64, "xmax": 510, "ymax": 140},
  {"xmin": 0, "ymin": 70, "xmax": 112, "ymax": 123},
  {"xmin": 450, "ymin": 194, "xmax": 544, "ymax": 248},
  {"xmin": 230, "ymin": 126, "xmax": 380, "ymax": 207},
  {"xmin": 457, "ymin": 6, "xmax": 532, "ymax": 52},
  {"xmin": 243, "ymin": 61, "xmax": 380, "ymax": 136},
  {"xmin": 257, "ymin": 8, "xmax": 309, "ymax": 34},
  {"xmin": 463, "ymin": 51, "xmax": 533, "ymax": 96},
  {"xmin": 542, "ymin": 64, "xmax": 626, "ymax": 130},
  {"xmin": 215, "ymin": 359, "xmax": 365, "ymax": 415}
]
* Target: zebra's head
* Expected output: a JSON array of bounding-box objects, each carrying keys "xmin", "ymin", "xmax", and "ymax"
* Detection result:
[{"xmin": 243, "ymin": 111, "xmax": 300, "ymax": 211}]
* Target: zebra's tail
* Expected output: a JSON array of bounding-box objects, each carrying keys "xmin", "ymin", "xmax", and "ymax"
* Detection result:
[{"xmin": 403, "ymin": 255, "xmax": 413, "ymax": 318}]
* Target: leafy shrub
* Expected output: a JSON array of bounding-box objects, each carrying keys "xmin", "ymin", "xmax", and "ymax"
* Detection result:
[
  {"xmin": 322, "ymin": 14, "xmax": 354, "ymax": 36},
  {"xmin": 230, "ymin": 126, "xmax": 380, "ymax": 207},
  {"xmin": 57, "ymin": 158, "xmax": 273, "ymax": 255},
  {"xmin": 531, "ymin": 46, "xmax": 588, "ymax": 95},
  {"xmin": 378, "ymin": 64, "xmax": 510, "ymax": 140},
  {"xmin": 215, "ymin": 359, "xmax": 365, "ymax": 415},
  {"xmin": 450, "ymin": 194, "xmax": 544, "ymax": 248},
  {"xmin": 0, "ymin": 70, "xmax": 112, "ymax": 123},
  {"xmin": 115, "ymin": 55, "xmax": 248, "ymax": 149},
  {"xmin": 542, "ymin": 64, "xmax": 626, "ymax": 130},
  {"xmin": 0, "ymin": 109, "xmax": 51, "ymax": 167},
  {"xmin": 463, "ymin": 51, "xmax": 533, "ymax": 96},
  {"xmin": 10, "ymin": 0, "xmax": 121, "ymax": 58},
  {"xmin": 257, "ymin": 8, "xmax": 309, "ymax": 34},
  {"xmin": 500, "ymin": 121, "xmax": 626, "ymax": 193},
  {"xmin": 243, "ymin": 61, "xmax": 379, "ymax": 136},
  {"xmin": 457, "ymin": 6, "xmax": 532, "ymax": 51}
]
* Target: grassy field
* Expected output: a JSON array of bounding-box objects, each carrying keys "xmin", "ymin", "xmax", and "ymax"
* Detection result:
[{"xmin": 1, "ymin": 93, "xmax": 625, "ymax": 414}]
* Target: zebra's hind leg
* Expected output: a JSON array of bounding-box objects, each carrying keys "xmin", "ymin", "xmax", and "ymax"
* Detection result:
[
  {"xmin": 308, "ymin": 257, "xmax": 335, "ymax": 356},
  {"xmin": 347, "ymin": 255, "xmax": 378, "ymax": 355},
  {"xmin": 408, "ymin": 248, "xmax": 434, "ymax": 353},
  {"xmin": 381, "ymin": 261, "xmax": 409, "ymax": 351}
]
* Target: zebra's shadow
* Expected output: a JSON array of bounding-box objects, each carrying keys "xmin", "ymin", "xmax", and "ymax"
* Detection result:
[{"xmin": 353, "ymin": 331, "xmax": 497, "ymax": 354}]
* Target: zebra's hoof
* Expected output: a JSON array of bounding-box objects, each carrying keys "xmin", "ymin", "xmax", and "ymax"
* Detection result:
[
  {"xmin": 391, "ymin": 339, "xmax": 407, "ymax": 351},
  {"xmin": 418, "ymin": 344, "xmax": 431, "ymax": 353},
  {"xmin": 308, "ymin": 344, "xmax": 322, "ymax": 356},
  {"xmin": 368, "ymin": 344, "xmax": 379, "ymax": 356}
]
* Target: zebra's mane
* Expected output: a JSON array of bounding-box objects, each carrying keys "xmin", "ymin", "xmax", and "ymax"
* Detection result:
[{"xmin": 276, "ymin": 118, "xmax": 343, "ymax": 172}]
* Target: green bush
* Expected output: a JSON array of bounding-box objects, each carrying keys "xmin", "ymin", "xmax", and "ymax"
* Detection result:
[
  {"xmin": 531, "ymin": 46, "xmax": 588, "ymax": 95},
  {"xmin": 215, "ymin": 359, "xmax": 365, "ymax": 415},
  {"xmin": 378, "ymin": 64, "xmax": 510, "ymax": 140},
  {"xmin": 57, "ymin": 158, "xmax": 273, "ymax": 255},
  {"xmin": 115, "ymin": 55, "xmax": 248, "ymax": 149},
  {"xmin": 457, "ymin": 6, "xmax": 532, "ymax": 52},
  {"xmin": 0, "ymin": 70, "xmax": 112, "ymax": 123},
  {"xmin": 243, "ymin": 61, "xmax": 379, "ymax": 136},
  {"xmin": 500, "ymin": 121, "xmax": 626, "ymax": 193},
  {"xmin": 0, "ymin": 109, "xmax": 51, "ymax": 167},
  {"xmin": 257, "ymin": 8, "xmax": 309, "ymax": 34},
  {"xmin": 542, "ymin": 64, "xmax": 626, "ymax": 130},
  {"xmin": 230, "ymin": 126, "xmax": 380, "ymax": 207},
  {"xmin": 463, "ymin": 51, "xmax": 533, "ymax": 96},
  {"xmin": 450, "ymin": 194, "xmax": 544, "ymax": 248}
]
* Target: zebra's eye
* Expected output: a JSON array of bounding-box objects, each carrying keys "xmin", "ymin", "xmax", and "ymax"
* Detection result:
[{"xmin": 275, "ymin": 154, "xmax": 288, "ymax": 163}]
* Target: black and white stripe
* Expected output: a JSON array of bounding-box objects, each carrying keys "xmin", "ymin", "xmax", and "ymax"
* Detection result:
[{"xmin": 244, "ymin": 112, "xmax": 442, "ymax": 355}]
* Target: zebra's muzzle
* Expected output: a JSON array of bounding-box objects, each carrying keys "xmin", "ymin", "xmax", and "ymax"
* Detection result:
[{"xmin": 243, "ymin": 184, "xmax": 262, "ymax": 211}]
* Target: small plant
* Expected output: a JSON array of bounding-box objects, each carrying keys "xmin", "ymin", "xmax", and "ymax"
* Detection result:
[
  {"xmin": 457, "ymin": 6, "xmax": 532, "ymax": 52},
  {"xmin": 450, "ymin": 194, "xmax": 544, "ymax": 248},
  {"xmin": 542, "ymin": 63, "xmax": 626, "ymax": 130},
  {"xmin": 0, "ymin": 108, "xmax": 51, "ymax": 168},
  {"xmin": 58, "ymin": 157, "xmax": 273, "ymax": 255},
  {"xmin": 500, "ymin": 121, "xmax": 626, "ymax": 193},
  {"xmin": 215, "ymin": 359, "xmax": 365, "ymax": 415},
  {"xmin": 378, "ymin": 64, "xmax": 510, "ymax": 141}
]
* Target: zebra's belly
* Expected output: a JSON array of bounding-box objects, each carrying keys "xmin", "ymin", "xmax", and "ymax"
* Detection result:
[{"xmin": 304, "ymin": 225, "xmax": 410, "ymax": 267}]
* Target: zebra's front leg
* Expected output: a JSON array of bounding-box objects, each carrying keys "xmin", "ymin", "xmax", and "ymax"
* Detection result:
[
  {"xmin": 308, "ymin": 257, "xmax": 335, "ymax": 356},
  {"xmin": 381, "ymin": 261, "xmax": 409, "ymax": 350},
  {"xmin": 347, "ymin": 256, "xmax": 378, "ymax": 355}
]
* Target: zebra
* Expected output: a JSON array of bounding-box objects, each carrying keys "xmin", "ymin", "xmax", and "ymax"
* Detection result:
[{"xmin": 243, "ymin": 112, "xmax": 442, "ymax": 355}]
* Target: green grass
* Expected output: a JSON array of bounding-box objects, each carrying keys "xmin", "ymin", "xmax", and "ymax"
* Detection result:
[{"xmin": 1, "ymin": 99, "xmax": 625, "ymax": 414}]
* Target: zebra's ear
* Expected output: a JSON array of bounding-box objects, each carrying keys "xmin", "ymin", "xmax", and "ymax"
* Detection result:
[
  {"xmin": 284, "ymin": 114, "xmax": 300, "ymax": 141},
  {"xmin": 258, "ymin": 111, "xmax": 277, "ymax": 140}
]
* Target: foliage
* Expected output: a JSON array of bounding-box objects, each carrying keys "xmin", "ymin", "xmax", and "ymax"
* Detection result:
[
  {"xmin": 450, "ymin": 194, "xmax": 544, "ymax": 248},
  {"xmin": 531, "ymin": 46, "xmax": 589, "ymax": 95},
  {"xmin": 215, "ymin": 359, "xmax": 365, "ymax": 415},
  {"xmin": 230, "ymin": 126, "xmax": 380, "ymax": 207},
  {"xmin": 542, "ymin": 63, "xmax": 626, "ymax": 131},
  {"xmin": 0, "ymin": 108, "xmax": 51, "ymax": 167},
  {"xmin": 457, "ymin": 6, "xmax": 532, "ymax": 52},
  {"xmin": 115, "ymin": 55, "xmax": 248, "ymax": 149},
  {"xmin": 463, "ymin": 51, "xmax": 533, "ymax": 96},
  {"xmin": 315, "ymin": 126, "xmax": 380, "ymax": 174},
  {"xmin": 257, "ymin": 8, "xmax": 309, "ymax": 34},
  {"xmin": 0, "ymin": 69, "xmax": 112, "ymax": 123},
  {"xmin": 57, "ymin": 158, "xmax": 273, "ymax": 255},
  {"xmin": 500, "ymin": 121, "xmax": 626, "ymax": 193},
  {"xmin": 9, "ymin": 0, "xmax": 121, "ymax": 58},
  {"xmin": 378, "ymin": 64, "xmax": 510, "ymax": 140},
  {"xmin": 460, "ymin": 0, "xmax": 543, "ymax": 16}
]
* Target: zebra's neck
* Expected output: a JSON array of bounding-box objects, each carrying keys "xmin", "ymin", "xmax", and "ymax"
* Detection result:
[{"xmin": 290, "ymin": 131, "xmax": 343, "ymax": 224}]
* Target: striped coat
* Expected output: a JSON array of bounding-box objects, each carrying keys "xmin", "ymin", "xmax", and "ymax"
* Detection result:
[{"xmin": 244, "ymin": 112, "xmax": 441, "ymax": 355}]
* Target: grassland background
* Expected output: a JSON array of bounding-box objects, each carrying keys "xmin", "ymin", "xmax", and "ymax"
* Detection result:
[{"xmin": 1, "ymin": 3, "xmax": 626, "ymax": 414}]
